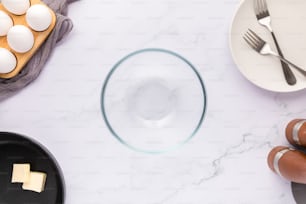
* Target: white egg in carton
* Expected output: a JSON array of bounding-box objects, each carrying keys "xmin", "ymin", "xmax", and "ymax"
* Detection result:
[{"xmin": 0, "ymin": 0, "xmax": 56, "ymax": 79}]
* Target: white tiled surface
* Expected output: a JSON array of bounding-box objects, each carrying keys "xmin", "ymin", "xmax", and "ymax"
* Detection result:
[{"xmin": 1, "ymin": 0, "xmax": 306, "ymax": 203}]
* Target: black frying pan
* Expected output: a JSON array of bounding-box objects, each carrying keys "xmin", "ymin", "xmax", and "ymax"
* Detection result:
[{"xmin": 0, "ymin": 132, "xmax": 65, "ymax": 204}]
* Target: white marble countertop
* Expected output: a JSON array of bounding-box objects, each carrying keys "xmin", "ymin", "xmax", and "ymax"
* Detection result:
[{"xmin": 1, "ymin": 0, "xmax": 306, "ymax": 203}]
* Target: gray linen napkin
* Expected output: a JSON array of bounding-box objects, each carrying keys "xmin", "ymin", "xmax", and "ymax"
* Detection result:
[{"xmin": 0, "ymin": 0, "xmax": 77, "ymax": 101}]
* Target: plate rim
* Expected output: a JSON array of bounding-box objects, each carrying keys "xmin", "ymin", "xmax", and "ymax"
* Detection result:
[{"xmin": 228, "ymin": 0, "xmax": 306, "ymax": 93}]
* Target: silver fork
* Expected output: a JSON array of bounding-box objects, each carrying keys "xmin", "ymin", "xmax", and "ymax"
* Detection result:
[
  {"xmin": 254, "ymin": 0, "xmax": 297, "ymax": 85},
  {"xmin": 243, "ymin": 29, "xmax": 306, "ymax": 77}
]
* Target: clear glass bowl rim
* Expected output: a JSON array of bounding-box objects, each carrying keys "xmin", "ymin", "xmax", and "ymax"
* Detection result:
[{"xmin": 101, "ymin": 48, "xmax": 207, "ymax": 154}]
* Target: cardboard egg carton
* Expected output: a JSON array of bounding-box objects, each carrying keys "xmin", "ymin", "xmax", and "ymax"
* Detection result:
[{"xmin": 0, "ymin": 0, "xmax": 56, "ymax": 79}]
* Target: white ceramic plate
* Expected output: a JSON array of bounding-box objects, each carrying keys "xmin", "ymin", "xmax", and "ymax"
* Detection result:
[{"xmin": 230, "ymin": 0, "xmax": 306, "ymax": 92}]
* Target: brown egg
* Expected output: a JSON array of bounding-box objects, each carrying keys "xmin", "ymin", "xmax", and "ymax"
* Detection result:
[
  {"xmin": 267, "ymin": 146, "xmax": 306, "ymax": 184},
  {"xmin": 286, "ymin": 119, "xmax": 306, "ymax": 147}
]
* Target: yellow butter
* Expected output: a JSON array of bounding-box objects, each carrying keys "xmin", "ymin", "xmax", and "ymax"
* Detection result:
[
  {"xmin": 11, "ymin": 163, "xmax": 30, "ymax": 183},
  {"xmin": 22, "ymin": 171, "xmax": 47, "ymax": 193}
]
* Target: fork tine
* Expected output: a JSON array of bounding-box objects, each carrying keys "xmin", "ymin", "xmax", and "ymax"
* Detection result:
[
  {"xmin": 259, "ymin": 0, "xmax": 262, "ymax": 12},
  {"xmin": 254, "ymin": 0, "xmax": 259, "ymax": 14},
  {"xmin": 243, "ymin": 36, "xmax": 256, "ymax": 50},
  {"xmin": 246, "ymin": 31, "xmax": 261, "ymax": 47},
  {"xmin": 256, "ymin": 0, "xmax": 262, "ymax": 15},
  {"xmin": 248, "ymin": 29, "xmax": 264, "ymax": 44},
  {"xmin": 262, "ymin": 0, "xmax": 268, "ymax": 11},
  {"xmin": 244, "ymin": 33, "xmax": 258, "ymax": 48}
]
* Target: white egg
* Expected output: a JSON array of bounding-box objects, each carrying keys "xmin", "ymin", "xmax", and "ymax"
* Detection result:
[
  {"xmin": 2, "ymin": 0, "xmax": 30, "ymax": 15},
  {"xmin": 7, "ymin": 25, "xmax": 34, "ymax": 53},
  {"xmin": 0, "ymin": 10, "xmax": 13, "ymax": 36},
  {"xmin": 26, "ymin": 4, "xmax": 52, "ymax": 32},
  {"xmin": 0, "ymin": 48, "xmax": 17, "ymax": 74}
]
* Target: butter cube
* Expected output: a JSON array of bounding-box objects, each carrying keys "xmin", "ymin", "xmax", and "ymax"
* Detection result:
[
  {"xmin": 22, "ymin": 172, "xmax": 47, "ymax": 193},
  {"xmin": 11, "ymin": 164, "xmax": 30, "ymax": 183}
]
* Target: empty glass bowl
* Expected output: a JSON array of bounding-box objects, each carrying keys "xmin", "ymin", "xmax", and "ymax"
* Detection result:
[{"xmin": 101, "ymin": 48, "xmax": 207, "ymax": 153}]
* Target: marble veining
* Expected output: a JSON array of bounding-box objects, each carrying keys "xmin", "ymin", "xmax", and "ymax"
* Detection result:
[{"xmin": 1, "ymin": 0, "xmax": 306, "ymax": 203}]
